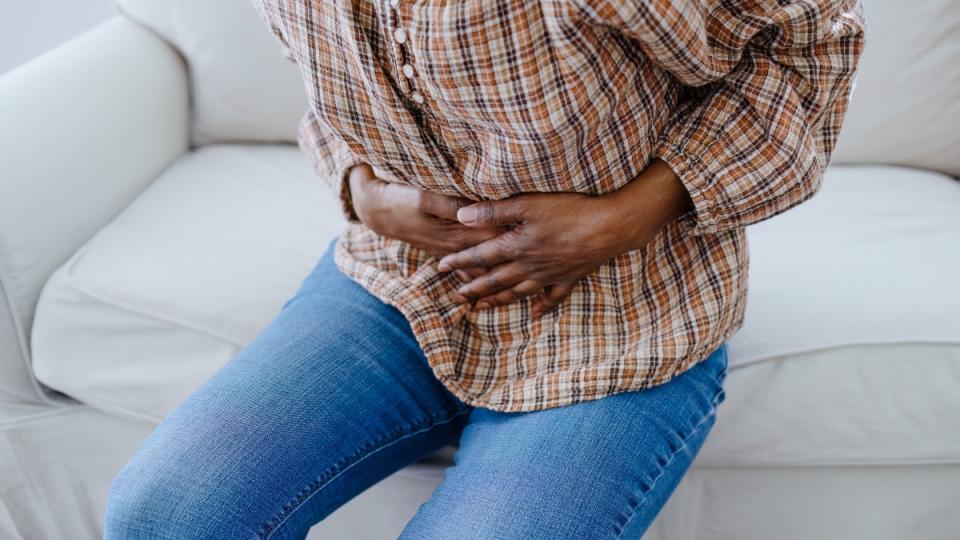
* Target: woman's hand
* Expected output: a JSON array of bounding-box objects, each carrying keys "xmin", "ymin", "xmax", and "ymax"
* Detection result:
[
  {"xmin": 348, "ymin": 163, "xmax": 502, "ymax": 282},
  {"xmin": 436, "ymin": 160, "xmax": 692, "ymax": 317}
]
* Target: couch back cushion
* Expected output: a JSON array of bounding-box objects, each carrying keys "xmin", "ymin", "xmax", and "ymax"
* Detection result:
[
  {"xmin": 830, "ymin": 0, "xmax": 960, "ymax": 177},
  {"xmin": 116, "ymin": 0, "xmax": 307, "ymax": 145}
]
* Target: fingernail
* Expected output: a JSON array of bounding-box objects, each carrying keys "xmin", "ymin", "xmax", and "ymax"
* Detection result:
[
  {"xmin": 476, "ymin": 302, "xmax": 490, "ymax": 309},
  {"xmin": 437, "ymin": 260, "xmax": 451, "ymax": 272},
  {"xmin": 452, "ymin": 293, "xmax": 467, "ymax": 303},
  {"xmin": 457, "ymin": 206, "xmax": 477, "ymax": 223}
]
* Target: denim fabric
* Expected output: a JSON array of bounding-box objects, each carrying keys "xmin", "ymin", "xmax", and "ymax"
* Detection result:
[{"xmin": 104, "ymin": 238, "xmax": 727, "ymax": 539}]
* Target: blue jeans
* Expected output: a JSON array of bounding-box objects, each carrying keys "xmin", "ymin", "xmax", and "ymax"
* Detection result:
[{"xmin": 104, "ymin": 238, "xmax": 727, "ymax": 539}]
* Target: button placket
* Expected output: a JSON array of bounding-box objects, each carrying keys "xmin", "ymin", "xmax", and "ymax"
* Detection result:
[{"xmin": 387, "ymin": 0, "xmax": 423, "ymax": 107}]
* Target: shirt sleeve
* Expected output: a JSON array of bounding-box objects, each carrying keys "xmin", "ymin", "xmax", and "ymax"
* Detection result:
[
  {"xmin": 298, "ymin": 111, "xmax": 365, "ymax": 225},
  {"xmin": 577, "ymin": 0, "xmax": 865, "ymax": 234},
  {"xmin": 251, "ymin": 0, "xmax": 364, "ymax": 224}
]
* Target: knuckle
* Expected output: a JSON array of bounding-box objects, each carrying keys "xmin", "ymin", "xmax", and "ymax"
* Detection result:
[
  {"xmin": 469, "ymin": 249, "xmax": 488, "ymax": 268},
  {"xmin": 441, "ymin": 237, "xmax": 461, "ymax": 253},
  {"xmin": 415, "ymin": 191, "xmax": 431, "ymax": 213},
  {"xmin": 452, "ymin": 231, "xmax": 477, "ymax": 251},
  {"xmin": 482, "ymin": 274, "xmax": 504, "ymax": 291},
  {"xmin": 514, "ymin": 280, "xmax": 541, "ymax": 295},
  {"xmin": 513, "ymin": 201, "xmax": 528, "ymax": 221},
  {"xmin": 497, "ymin": 236, "xmax": 518, "ymax": 258},
  {"xmin": 479, "ymin": 203, "xmax": 497, "ymax": 223}
]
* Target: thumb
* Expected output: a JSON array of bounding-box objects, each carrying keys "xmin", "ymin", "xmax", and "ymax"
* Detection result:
[
  {"xmin": 457, "ymin": 198, "xmax": 526, "ymax": 227},
  {"xmin": 418, "ymin": 191, "xmax": 474, "ymax": 221}
]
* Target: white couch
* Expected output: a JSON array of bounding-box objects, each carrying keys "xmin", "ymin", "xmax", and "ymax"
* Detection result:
[{"xmin": 1, "ymin": 0, "xmax": 958, "ymax": 538}]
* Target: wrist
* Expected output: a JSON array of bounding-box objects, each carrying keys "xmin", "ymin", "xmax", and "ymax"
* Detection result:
[
  {"xmin": 605, "ymin": 159, "xmax": 692, "ymax": 252},
  {"xmin": 347, "ymin": 163, "xmax": 378, "ymax": 225}
]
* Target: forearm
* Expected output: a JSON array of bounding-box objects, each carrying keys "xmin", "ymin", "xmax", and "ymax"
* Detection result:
[{"xmin": 603, "ymin": 159, "xmax": 693, "ymax": 254}]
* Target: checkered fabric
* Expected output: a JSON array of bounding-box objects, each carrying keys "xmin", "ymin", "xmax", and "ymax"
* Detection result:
[{"xmin": 252, "ymin": 0, "xmax": 864, "ymax": 412}]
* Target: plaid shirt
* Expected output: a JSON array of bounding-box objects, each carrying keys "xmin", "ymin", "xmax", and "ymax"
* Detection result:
[{"xmin": 253, "ymin": 0, "xmax": 864, "ymax": 412}]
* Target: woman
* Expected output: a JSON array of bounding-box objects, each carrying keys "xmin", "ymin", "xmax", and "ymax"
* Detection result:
[{"xmin": 105, "ymin": 0, "xmax": 864, "ymax": 538}]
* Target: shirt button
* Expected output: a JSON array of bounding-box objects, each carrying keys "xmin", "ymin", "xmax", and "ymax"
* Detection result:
[
  {"xmin": 390, "ymin": 0, "xmax": 399, "ymax": 7},
  {"xmin": 411, "ymin": 91, "xmax": 425, "ymax": 105},
  {"xmin": 402, "ymin": 64, "xmax": 415, "ymax": 79},
  {"xmin": 393, "ymin": 28, "xmax": 407, "ymax": 44}
]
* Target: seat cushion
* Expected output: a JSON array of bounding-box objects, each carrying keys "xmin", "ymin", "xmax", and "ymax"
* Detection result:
[
  {"xmin": 31, "ymin": 156, "xmax": 960, "ymax": 465},
  {"xmin": 115, "ymin": 0, "xmax": 307, "ymax": 145},
  {"xmin": 31, "ymin": 145, "xmax": 344, "ymax": 421},
  {"xmin": 704, "ymin": 165, "xmax": 960, "ymax": 466},
  {"xmin": 729, "ymin": 166, "xmax": 960, "ymax": 365}
]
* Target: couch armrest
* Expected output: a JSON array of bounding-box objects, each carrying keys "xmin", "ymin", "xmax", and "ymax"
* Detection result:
[{"xmin": 0, "ymin": 17, "xmax": 190, "ymax": 404}]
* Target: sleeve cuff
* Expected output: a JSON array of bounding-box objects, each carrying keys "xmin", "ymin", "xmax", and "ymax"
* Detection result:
[{"xmin": 654, "ymin": 141, "xmax": 722, "ymax": 236}]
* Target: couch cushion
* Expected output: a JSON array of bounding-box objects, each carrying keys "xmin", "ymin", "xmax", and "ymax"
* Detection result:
[
  {"xmin": 30, "ymin": 157, "xmax": 960, "ymax": 464},
  {"xmin": 115, "ymin": 0, "xmax": 307, "ymax": 145},
  {"xmin": 705, "ymin": 165, "xmax": 960, "ymax": 466},
  {"xmin": 31, "ymin": 145, "xmax": 343, "ymax": 421},
  {"xmin": 831, "ymin": 0, "xmax": 960, "ymax": 176},
  {"xmin": 728, "ymin": 166, "xmax": 960, "ymax": 365}
]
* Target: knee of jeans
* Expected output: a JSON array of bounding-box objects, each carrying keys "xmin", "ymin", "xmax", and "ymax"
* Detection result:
[
  {"xmin": 104, "ymin": 463, "xmax": 184, "ymax": 539},
  {"xmin": 103, "ymin": 459, "xmax": 254, "ymax": 540},
  {"xmin": 103, "ymin": 464, "xmax": 161, "ymax": 538}
]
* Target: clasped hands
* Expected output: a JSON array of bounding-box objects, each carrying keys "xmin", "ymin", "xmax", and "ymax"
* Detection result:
[{"xmin": 348, "ymin": 161, "xmax": 691, "ymax": 318}]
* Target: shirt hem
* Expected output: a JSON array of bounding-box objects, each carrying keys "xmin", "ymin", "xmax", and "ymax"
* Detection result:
[{"xmin": 334, "ymin": 232, "xmax": 744, "ymax": 413}]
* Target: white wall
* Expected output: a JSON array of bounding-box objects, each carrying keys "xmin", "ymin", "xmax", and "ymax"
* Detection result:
[{"xmin": 0, "ymin": 1, "xmax": 115, "ymax": 73}]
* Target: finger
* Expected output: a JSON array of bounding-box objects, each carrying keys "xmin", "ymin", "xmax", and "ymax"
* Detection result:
[
  {"xmin": 437, "ymin": 234, "xmax": 519, "ymax": 272},
  {"xmin": 454, "ymin": 267, "xmax": 488, "ymax": 283},
  {"xmin": 532, "ymin": 279, "xmax": 578, "ymax": 317},
  {"xmin": 456, "ymin": 198, "xmax": 527, "ymax": 228},
  {"xmin": 445, "ymin": 225, "xmax": 503, "ymax": 253},
  {"xmin": 418, "ymin": 191, "xmax": 476, "ymax": 221},
  {"xmin": 474, "ymin": 279, "xmax": 542, "ymax": 309},
  {"xmin": 453, "ymin": 264, "xmax": 526, "ymax": 304}
]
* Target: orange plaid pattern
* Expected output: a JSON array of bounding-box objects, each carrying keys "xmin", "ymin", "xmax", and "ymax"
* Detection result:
[{"xmin": 252, "ymin": 0, "xmax": 864, "ymax": 411}]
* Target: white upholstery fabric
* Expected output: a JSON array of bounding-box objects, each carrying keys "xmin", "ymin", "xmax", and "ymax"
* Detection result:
[
  {"xmin": 115, "ymin": 0, "xmax": 307, "ymax": 145},
  {"xmin": 728, "ymin": 166, "xmax": 960, "ymax": 364},
  {"xmin": 701, "ymin": 344, "xmax": 960, "ymax": 467},
  {"xmin": 0, "ymin": 404, "xmax": 154, "ymax": 540},
  {"xmin": 831, "ymin": 0, "xmax": 960, "ymax": 176},
  {"xmin": 0, "ymin": 17, "xmax": 189, "ymax": 405},
  {"xmin": 31, "ymin": 157, "xmax": 960, "ymax": 465},
  {"xmin": 32, "ymin": 145, "xmax": 343, "ymax": 421}
]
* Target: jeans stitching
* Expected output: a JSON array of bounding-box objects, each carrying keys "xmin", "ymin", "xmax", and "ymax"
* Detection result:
[
  {"xmin": 259, "ymin": 407, "xmax": 471, "ymax": 539},
  {"xmin": 612, "ymin": 390, "xmax": 723, "ymax": 539}
]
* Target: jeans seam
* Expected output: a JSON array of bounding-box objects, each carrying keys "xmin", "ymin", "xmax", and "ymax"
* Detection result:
[
  {"xmin": 612, "ymin": 394, "xmax": 721, "ymax": 539},
  {"xmin": 259, "ymin": 406, "xmax": 470, "ymax": 539}
]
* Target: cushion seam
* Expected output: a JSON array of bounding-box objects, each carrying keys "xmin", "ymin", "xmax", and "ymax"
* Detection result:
[
  {"xmin": 0, "ymin": 237, "xmax": 51, "ymax": 403},
  {"xmin": 729, "ymin": 340, "xmax": 960, "ymax": 370},
  {"xmin": 58, "ymin": 250, "xmax": 248, "ymax": 347}
]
